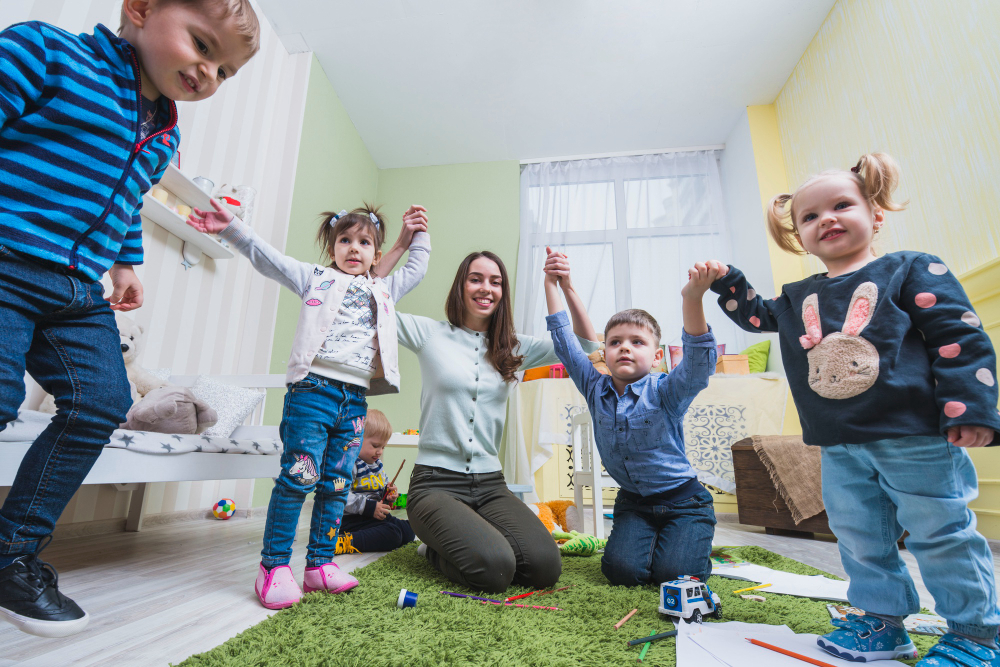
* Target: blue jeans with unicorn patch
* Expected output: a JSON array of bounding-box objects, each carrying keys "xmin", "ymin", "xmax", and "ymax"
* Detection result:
[{"xmin": 261, "ymin": 374, "xmax": 366, "ymax": 569}]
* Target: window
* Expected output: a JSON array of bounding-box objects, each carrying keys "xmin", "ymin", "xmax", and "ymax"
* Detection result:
[{"xmin": 513, "ymin": 152, "xmax": 744, "ymax": 352}]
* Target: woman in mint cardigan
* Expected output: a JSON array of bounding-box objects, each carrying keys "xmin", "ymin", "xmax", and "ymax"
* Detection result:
[{"xmin": 397, "ymin": 251, "xmax": 598, "ymax": 592}]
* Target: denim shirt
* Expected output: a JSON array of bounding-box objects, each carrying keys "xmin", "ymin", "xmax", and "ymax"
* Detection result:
[{"xmin": 546, "ymin": 310, "xmax": 717, "ymax": 498}]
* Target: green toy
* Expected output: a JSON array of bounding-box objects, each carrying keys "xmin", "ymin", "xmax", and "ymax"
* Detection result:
[{"xmin": 552, "ymin": 530, "xmax": 607, "ymax": 556}]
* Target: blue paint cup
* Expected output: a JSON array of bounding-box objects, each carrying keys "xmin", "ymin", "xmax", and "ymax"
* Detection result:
[{"xmin": 397, "ymin": 588, "xmax": 418, "ymax": 609}]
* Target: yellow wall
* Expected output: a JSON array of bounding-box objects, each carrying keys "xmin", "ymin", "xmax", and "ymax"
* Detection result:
[
  {"xmin": 774, "ymin": 0, "xmax": 1000, "ymax": 277},
  {"xmin": 768, "ymin": 0, "xmax": 1000, "ymax": 534}
]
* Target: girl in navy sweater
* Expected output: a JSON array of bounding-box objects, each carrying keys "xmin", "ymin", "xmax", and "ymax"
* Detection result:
[{"xmin": 705, "ymin": 153, "xmax": 1000, "ymax": 666}]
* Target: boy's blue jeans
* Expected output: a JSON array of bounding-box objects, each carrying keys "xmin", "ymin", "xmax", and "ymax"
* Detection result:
[
  {"xmin": 602, "ymin": 486, "xmax": 716, "ymax": 586},
  {"xmin": 261, "ymin": 374, "xmax": 366, "ymax": 569},
  {"xmin": 0, "ymin": 246, "xmax": 132, "ymax": 568},
  {"xmin": 822, "ymin": 435, "xmax": 1000, "ymax": 641}
]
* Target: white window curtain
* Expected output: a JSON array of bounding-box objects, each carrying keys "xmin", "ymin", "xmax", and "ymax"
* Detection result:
[{"xmin": 513, "ymin": 151, "xmax": 745, "ymax": 354}]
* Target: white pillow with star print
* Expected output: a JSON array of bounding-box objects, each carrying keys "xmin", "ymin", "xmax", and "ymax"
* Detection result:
[{"xmin": 191, "ymin": 375, "xmax": 265, "ymax": 438}]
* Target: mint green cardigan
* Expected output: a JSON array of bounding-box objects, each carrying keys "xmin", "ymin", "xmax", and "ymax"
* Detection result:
[{"xmin": 396, "ymin": 312, "xmax": 599, "ymax": 474}]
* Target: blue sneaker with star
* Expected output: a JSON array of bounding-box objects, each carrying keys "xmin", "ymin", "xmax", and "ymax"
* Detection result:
[
  {"xmin": 916, "ymin": 633, "xmax": 1000, "ymax": 666},
  {"xmin": 817, "ymin": 613, "xmax": 919, "ymax": 662}
]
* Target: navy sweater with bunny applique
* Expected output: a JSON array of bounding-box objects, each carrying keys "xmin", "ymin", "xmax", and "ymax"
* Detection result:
[{"xmin": 711, "ymin": 251, "xmax": 1000, "ymax": 447}]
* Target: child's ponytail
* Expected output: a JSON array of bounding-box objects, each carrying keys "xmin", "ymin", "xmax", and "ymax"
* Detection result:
[
  {"xmin": 766, "ymin": 193, "xmax": 806, "ymax": 255},
  {"xmin": 851, "ymin": 153, "xmax": 907, "ymax": 213}
]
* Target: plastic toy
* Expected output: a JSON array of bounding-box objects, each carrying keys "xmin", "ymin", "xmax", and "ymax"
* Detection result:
[
  {"xmin": 658, "ymin": 575, "xmax": 722, "ymax": 623},
  {"xmin": 397, "ymin": 588, "xmax": 418, "ymax": 609},
  {"xmin": 212, "ymin": 498, "xmax": 236, "ymax": 520}
]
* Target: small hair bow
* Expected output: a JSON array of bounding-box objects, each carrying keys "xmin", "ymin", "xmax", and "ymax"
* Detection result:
[
  {"xmin": 850, "ymin": 165, "xmax": 860, "ymax": 173},
  {"xmin": 369, "ymin": 211, "xmax": 381, "ymax": 228}
]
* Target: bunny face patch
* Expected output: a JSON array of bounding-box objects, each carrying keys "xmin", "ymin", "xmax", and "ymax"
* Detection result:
[{"xmin": 800, "ymin": 282, "xmax": 880, "ymax": 400}]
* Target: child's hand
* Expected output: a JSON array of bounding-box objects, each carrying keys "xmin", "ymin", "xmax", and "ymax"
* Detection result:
[
  {"xmin": 394, "ymin": 205, "xmax": 428, "ymax": 249},
  {"xmin": 107, "ymin": 263, "xmax": 144, "ymax": 311},
  {"xmin": 947, "ymin": 425, "xmax": 994, "ymax": 447},
  {"xmin": 373, "ymin": 500, "xmax": 393, "ymax": 520},
  {"xmin": 187, "ymin": 198, "xmax": 234, "ymax": 234},
  {"xmin": 385, "ymin": 483, "xmax": 399, "ymax": 504},
  {"xmin": 682, "ymin": 260, "xmax": 729, "ymax": 300},
  {"xmin": 543, "ymin": 246, "xmax": 574, "ymax": 290}
]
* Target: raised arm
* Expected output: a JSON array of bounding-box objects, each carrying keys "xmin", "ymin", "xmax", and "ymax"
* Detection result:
[
  {"xmin": 543, "ymin": 247, "xmax": 599, "ymax": 340},
  {"xmin": 709, "ymin": 263, "xmax": 782, "ymax": 334},
  {"xmin": 374, "ymin": 205, "xmax": 428, "ymax": 278},
  {"xmin": 188, "ymin": 199, "xmax": 314, "ymax": 296}
]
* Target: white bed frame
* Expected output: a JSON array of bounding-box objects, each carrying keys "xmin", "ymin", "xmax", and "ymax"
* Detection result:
[{"xmin": 0, "ymin": 374, "xmax": 287, "ymax": 531}]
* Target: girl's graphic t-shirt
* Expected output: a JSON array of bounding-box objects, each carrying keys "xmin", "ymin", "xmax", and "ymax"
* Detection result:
[{"xmin": 310, "ymin": 274, "xmax": 378, "ymax": 388}]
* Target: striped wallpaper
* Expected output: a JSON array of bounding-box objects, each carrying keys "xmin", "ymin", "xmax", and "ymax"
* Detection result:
[
  {"xmin": 775, "ymin": 0, "xmax": 1000, "ymax": 277},
  {"xmin": 0, "ymin": 0, "xmax": 310, "ymax": 527}
]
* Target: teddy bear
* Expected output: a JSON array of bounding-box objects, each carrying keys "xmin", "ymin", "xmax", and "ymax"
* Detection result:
[
  {"xmin": 38, "ymin": 312, "xmax": 164, "ymax": 413},
  {"xmin": 527, "ymin": 499, "xmax": 606, "ymax": 556},
  {"xmin": 125, "ymin": 386, "xmax": 218, "ymax": 435}
]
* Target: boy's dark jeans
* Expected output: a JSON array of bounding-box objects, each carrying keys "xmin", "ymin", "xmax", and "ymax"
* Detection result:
[
  {"xmin": 341, "ymin": 513, "xmax": 415, "ymax": 553},
  {"xmin": 601, "ymin": 487, "xmax": 717, "ymax": 586},
  {"xmin": 0, "ymin": 246, "xmax": 132, "ymax": 568}
]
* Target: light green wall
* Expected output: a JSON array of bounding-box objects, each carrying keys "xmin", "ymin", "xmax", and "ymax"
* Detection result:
[
  {"xmin": 253, "ymin": 59, "xmax": 520, "ymax": 506},
  {"xmin": 254, "ymin": 55, "xmax": 379, "ymax": 508},
  {"xmin": 368, "ymin": 161, "xmax": 521, "ymax": 430}
]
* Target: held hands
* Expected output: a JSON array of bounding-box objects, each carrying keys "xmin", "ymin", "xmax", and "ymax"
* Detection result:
[
  {"xmin": 186, "ymin": 198, "xmax": 234, "ymax": 234},
  {"xmin": 543, "ymin": 246, "xmax": 574, "ymax": 291},
  {"xmin": 394, "ymin": 205, "xmax": 428, "ymax": 249},
  {"xmin": 107, "ymin": 263, "xmax": 144, "ymax": 311},
  {"xmin": 682, "ymin": 260, "xmax": 728, "ymax": 301},
  {"xmin": 948, "ymin": 425, "xmax": 994, "ymax": 448}
]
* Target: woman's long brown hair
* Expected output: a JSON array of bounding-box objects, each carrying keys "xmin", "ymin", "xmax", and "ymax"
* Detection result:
[{"xmin": 445, "ymin": 251, "xmax": 524, "ymax": 383}]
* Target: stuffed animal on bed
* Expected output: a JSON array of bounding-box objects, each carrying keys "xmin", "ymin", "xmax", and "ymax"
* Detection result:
[
  {"xmin": 38, "ymin": 312, "xmax": 163, "ymax": 413},
  {"xmin": 125, "ymin": 386, "xmax": 218, "ymax": 435}
]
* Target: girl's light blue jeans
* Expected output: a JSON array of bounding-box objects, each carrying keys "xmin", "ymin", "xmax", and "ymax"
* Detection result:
[
  {"xmin": 822, "ymin": 435, "xmax": 1000, "ymax": 641},
  {"xmin": 261, "ymin": 374, "xmax": 367, "ymax": 569}
]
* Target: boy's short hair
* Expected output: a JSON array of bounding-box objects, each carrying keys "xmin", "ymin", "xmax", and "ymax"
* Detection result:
[
  {"xmin": 120, "ymin": 0, "xmax": 261, "ymax": 56},
  {"xmin": 604, "ymin": 309, "xmax": 662, "ymax": 345},
  {"xmin": 364, "ymin": 409, "xmax": 392, "ymax": 443}
]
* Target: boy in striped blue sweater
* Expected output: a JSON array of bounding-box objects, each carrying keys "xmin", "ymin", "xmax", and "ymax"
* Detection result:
[{"xmin": 0, "ymin": 0, "xmax": 259, "ymax": 638}]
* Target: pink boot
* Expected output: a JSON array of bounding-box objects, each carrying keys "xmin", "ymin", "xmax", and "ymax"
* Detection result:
[
  {"xmin": 303, "ymin": 562, "xmax": 358, "ymax": 594},
  {"xmin": 254, "ymin": 563, "xmax": 302, "ymax": 610}
]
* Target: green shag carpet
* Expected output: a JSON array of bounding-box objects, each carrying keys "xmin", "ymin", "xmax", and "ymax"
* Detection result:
[{"xmin": 177, "ymin": 545, "xmax": 936, "ymax": 667}]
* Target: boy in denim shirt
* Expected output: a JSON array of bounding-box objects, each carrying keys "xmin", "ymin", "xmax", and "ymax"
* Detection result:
[
  {"xmin": 0, "ymin": 0, "xmax": 258, "ymax": 637},
  {"xmin": 544, "ymin": 249, "xmax": 721, "ymax": 586}
]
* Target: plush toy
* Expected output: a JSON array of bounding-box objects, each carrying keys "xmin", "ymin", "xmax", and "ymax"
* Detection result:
[
  {"xmin": 125, "ymin": 386, "xmax": 218, "ymax": 435},
  {"xmin": 38, "ymin": 312, "xmax": 162, "ymax": 413},
  {"xmin": 588, "ymin": 346, "xmax": 610, "ymax": 376},
  {"xmin": 552, "ymin": 530, "xmax": 607, "ymax": 557},
  {"xmin": 528, "ymin": 499, "xmax": 605, "ymax": 555}
]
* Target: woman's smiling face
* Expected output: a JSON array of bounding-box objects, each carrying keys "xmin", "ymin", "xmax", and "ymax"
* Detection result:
[{"xmin": 462, "ymin": 256, "xmax": 503, "ymax": 328}]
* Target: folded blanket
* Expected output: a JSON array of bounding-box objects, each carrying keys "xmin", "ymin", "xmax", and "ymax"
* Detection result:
[
  {"xmin": 1, "ymin": 410, "xmax": 281, "ymax": 456},
  {"xmin": 751, "ymin": 434, "xmax": 823, "ymax": 524}
]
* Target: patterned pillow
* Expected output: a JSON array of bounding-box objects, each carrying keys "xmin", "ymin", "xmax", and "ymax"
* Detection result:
[{"xmin": 191, "ymin": 376, "xmax": 265, "ymax": 438}]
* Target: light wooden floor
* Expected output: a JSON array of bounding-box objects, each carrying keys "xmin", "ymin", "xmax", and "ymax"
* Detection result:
[{"xmin": 3, "ymin": 512, "xmax": 998, "ymax": 666}]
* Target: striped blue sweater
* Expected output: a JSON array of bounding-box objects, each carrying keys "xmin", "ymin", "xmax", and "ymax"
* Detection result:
[{"xmin": 0, "ymin": 22, "xmax": 180, "ymax": 281}]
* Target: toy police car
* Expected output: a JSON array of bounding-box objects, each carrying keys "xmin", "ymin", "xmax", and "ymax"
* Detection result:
[{"xmin": 659, "ymin": 575, "xmax": 722, "ymax": 623}]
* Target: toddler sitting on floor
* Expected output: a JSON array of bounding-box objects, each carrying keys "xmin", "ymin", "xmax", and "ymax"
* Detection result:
[{"xmin": 337, "ymin": 409, "xmax": 416, "ymax": 554}]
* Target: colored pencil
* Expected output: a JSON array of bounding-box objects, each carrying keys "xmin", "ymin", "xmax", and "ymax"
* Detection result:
[
  {"xmin": 626, "ymin": 629, "xmax": 677, "ymax": 646},
  {"xmin": 379, "ymin": 459, "xmax": 405, "ymax": 504},
  {"xmin": 505, "ymin": 584, "xmax": 575, "ymax": 602},
  {"xmin": 614, "ymin": 608, "xmax": 638, "ymax": 630},
  {"xmin": 732, "ymin": 583, "xmax": 772, "ymax": 595},
  {"xmin": 440, "ymin": 591, "xmax": 562, "ymax": 610},
  {"xmin": 637, "ymin": 631, "xmax": 656, "ymax": 662},
  {"xmin": 745, "ymin": 638, "xmax": 838, "ymax": 667}
]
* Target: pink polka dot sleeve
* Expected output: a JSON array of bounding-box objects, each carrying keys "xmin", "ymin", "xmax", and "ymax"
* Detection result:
[
  {"xmin": 901, "ymin": 254, "xmax": 1000, "ymax": 444},
  {"xmin": 709, "ymin": 265, "xmax": 784, "ymax": 335}
]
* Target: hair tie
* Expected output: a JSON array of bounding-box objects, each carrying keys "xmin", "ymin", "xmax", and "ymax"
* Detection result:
[
  {"xmin": 369, "ymin": 211, "xmax": 380, "ymax": 228},
  {"xmin": 329, "ymin": 210, "xmax": 347, "ymax": 227},
  {"xmin": 850, "ymin": 165, "xmax": 860, "ymax": 173}
]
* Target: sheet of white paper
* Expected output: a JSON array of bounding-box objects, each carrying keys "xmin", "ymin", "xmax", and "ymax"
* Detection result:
[
  {"xmin": 711, "ymin": 562, "xmax": 850, "ymax": 602},
  {"xmin": 676, "ymin": 621, "xmax": 909, "ymax": 667}
]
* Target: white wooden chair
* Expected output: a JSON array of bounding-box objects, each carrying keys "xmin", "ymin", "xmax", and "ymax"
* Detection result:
[{"xmin": 570, "ymin": 411, "xmax": 618, "ymax": 539}]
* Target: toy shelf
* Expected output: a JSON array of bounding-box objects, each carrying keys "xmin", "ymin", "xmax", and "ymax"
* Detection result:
[{"xmin": 140, "ymin": 164, "xmax": 233, "ymax": 262}]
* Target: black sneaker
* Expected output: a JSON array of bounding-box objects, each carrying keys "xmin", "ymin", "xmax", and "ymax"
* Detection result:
[{"xmin": 0, "ymin": 546, "xmax": 89, "ymax": 637}]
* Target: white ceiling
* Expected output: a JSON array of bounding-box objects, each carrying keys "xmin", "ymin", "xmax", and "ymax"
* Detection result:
[{"xmin": 255, "ymin": 0, "xmax": 835, "ymax": 169}]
